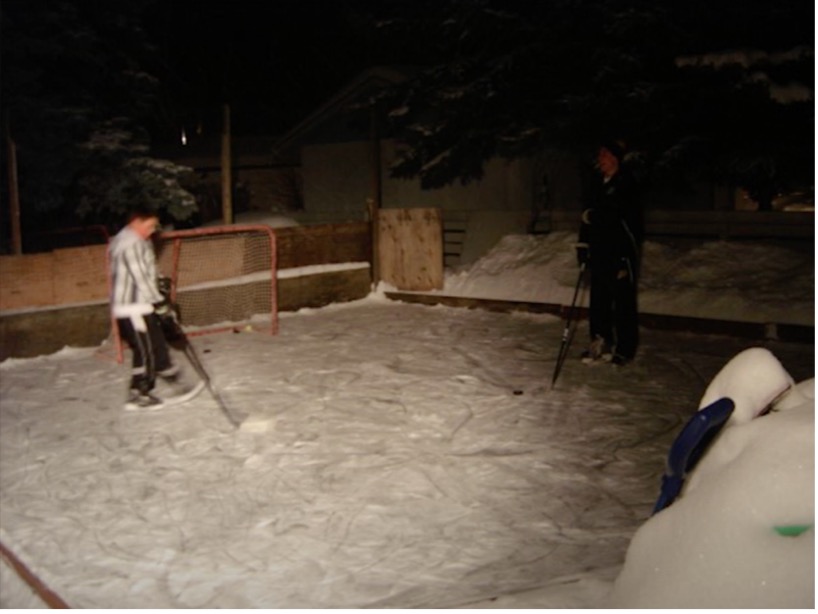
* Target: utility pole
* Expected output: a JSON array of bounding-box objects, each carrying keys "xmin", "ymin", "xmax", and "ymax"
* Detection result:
[
  {"xmin": 5, "ymin": 118, "xmax": 22, "ymax": 255},
  {"xmin": 221, "ymin": 104, "xmax": 233, "ymax": 225},
  {"xmin": 369, "ymin": 101, "xmax": 382, "ymax": 285}
]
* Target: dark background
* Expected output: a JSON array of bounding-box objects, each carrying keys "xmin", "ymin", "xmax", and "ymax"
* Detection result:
[
  {"xmin": 142, "ymin": 0, "xmax": 389, "ymax": 139},
  {"xmin": 0, "ymin": 0, "xmax": 813, "ymax": 239}
]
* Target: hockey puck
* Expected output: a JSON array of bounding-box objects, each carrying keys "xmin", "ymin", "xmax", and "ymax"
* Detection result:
[{"xmin": 513, "ymin": 389, "xmax": 524, "ymax": 395}]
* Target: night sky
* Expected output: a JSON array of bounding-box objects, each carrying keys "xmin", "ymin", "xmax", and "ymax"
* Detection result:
[
  {"xmin": 144, "ymin": 0, "xmax": 813, "ymax": 143},
  {"xmin": 144, "ymin": 0, "xmax": 382, "ymax": 139}
]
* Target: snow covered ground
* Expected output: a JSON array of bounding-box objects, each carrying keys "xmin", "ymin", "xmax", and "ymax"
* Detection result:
[
  {"xmin": 435, "ymin": 232, "xmax": 814, "ymax": 326},
  {"xmin": 0, "ymin": 232, "xmax": 813, "ymax": 608}
]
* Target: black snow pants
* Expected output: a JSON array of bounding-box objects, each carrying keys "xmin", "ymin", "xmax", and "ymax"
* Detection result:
[
  {"xmin": 588, "ymin": 258, "xmax": 639, "ymax": 360},
  {"xmin": 117, "ymin": 313, "xmax": 173, "ymax": 393}
]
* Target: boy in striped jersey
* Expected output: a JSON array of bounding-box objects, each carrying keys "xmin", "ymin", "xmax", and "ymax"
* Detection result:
[{"xmin": 109, "ymin": 208, "xmax": 197, "ymax": 410}]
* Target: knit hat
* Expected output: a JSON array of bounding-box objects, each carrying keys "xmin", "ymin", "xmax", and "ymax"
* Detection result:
[{"xmin": 600, "ymin": 139, "xmax": 626, "ymax": 162}]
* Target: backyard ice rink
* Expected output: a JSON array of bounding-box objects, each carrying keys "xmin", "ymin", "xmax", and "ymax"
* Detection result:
[
  {"xmin": 1, "ymin": 231, "xmax": 813, "ymax": 607},
  {"xmin": 0, "ymin": 295, "xmax": 813, "ymax": 608}
]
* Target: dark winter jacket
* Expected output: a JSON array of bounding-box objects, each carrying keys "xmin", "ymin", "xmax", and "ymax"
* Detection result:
[{"xmin": 578, "ymin": 167, "xmax": 643, "ymax": 274}]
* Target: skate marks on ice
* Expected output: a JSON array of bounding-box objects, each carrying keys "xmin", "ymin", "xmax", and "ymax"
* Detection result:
[{"xmin": 0, "ymin": 301, "xmax": 813, "ymax": 607}]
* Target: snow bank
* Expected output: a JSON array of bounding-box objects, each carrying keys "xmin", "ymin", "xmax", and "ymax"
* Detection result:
[
  {"xmin": 609, "ymin": 349, "xmax": 814, "ymax": 608},
  {"xmin": 697, "ymin": 347, "xmax": 793, "ymax": 424},
  {"xmin": 436, "ymin": 232, "xmax": 814, "ymax": 326}
]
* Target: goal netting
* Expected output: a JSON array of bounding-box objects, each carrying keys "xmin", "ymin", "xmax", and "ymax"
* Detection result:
[{"xmin": 155, "ymin": 225, "xmax": 278, "ymax": 335}]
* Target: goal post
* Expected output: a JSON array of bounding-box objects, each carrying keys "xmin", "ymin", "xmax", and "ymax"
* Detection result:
[{"xmin": 155, "ymin": 224, "xmax": 279, "ymax": 336}]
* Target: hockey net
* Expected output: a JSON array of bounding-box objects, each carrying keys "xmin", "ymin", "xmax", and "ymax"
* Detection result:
[
  {"xmin": 106, "ymin": 224, "xmax": 278, "ymax": 362},
  {"xmin": 155, "ymin": 225, "xmax": 279, "ymax": 335}
]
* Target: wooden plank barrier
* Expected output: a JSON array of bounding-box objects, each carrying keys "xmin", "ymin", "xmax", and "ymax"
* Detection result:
[
  {"xmin": 377, "ymin": 208, "xmax": 444, "ymax": 291},
  {"xmin": 0, "ymin": 252, "xmax": 56, "ymax": 311},
  {"xmin": 0, "ymin": 222, "xmax": 374, "ymax": 360},
  {"xmin": 548, "ymin": 209, "xmax": 814, "ymax": 239}
]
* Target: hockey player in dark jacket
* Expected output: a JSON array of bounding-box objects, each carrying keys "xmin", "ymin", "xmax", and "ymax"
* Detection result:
[{"xmin": 576, "ymin": 140, "xmax": 643, "ymax": 365}]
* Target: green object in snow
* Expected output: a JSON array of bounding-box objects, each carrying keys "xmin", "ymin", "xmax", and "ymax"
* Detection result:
[{"xmin": 773, "ymin": 524, "xmax": 813, "ymax": 537}]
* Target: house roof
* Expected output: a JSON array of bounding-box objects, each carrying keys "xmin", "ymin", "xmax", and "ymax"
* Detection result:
[
  {"xmin": 271, "ymin": 65, "xmax": 413, "ymax": 162},
  {"xmin": 153, "ymin": 135, "xmax": 286, "ymax": 170}
]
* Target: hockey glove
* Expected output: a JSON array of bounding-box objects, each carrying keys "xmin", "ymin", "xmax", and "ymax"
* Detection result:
[
  {"xmin": 575, "ymin": 242, "xmax": 590, "ymax": 266},
  {"xmin": 154, "ymin": 300, "xmax": 183, "ymax": 343},
  {"xmin": 157, "ymin": 276, "xmax": 172, "ymax": 301}
]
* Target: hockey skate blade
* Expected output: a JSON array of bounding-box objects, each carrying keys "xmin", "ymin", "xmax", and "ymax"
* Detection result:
[
  {"xmin": 581, "ymin": 355, "xmax": 613, "ymax": 366},
  {"xmin": 163, "ymin": 380, "xmax": 207, "ymax": 406}
]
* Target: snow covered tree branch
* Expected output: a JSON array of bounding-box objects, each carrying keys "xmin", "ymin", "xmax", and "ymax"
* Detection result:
[{"xmin": 368, "ymin": 0, "xmax": 812, "ymax": 201}]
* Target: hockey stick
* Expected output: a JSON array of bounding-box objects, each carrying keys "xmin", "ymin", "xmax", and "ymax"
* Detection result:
[
  {"xmin": 550, "ymin": 262, "xmax": 586, "ymax": 389},
  {"xmin": 180, "ymin": 336, "xmax": 245, "ymax": 429},
  {"xmin": 158, "ymin": 286, "xmax": 245, "ymax": 429}
]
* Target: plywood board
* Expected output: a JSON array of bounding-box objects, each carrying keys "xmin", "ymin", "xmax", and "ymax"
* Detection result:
[
  {"xmin": 275, "ymin": 223, "xmax": 371, "ymax": 269},
  {"xmin": 377, "ymin": 208, "xmax": 443, "ymax": 291},
  {"xmin": 53, "ymin": 245, "xmax": 108, "ymax": 304},
  {"xmin": 0, "ymin": 253, "xmax": 55, "ymax": 310}
]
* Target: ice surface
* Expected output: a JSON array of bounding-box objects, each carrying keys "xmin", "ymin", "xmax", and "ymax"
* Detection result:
[{"xmin": 0, "ymin": 233, "xmax": 813, "ymax": 608}]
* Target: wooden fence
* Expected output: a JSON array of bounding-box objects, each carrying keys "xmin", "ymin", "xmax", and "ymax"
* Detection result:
[
  {"xmin": 547, "ymin": 209, "xmax": 814, "ymax": 239},
  {"xmin": 0, "ymin": 211, "xmax": 813, "ymax": 359},
  {"xmin": 0, "ymin": 222, "xmax": 373, "ymax": 360}
]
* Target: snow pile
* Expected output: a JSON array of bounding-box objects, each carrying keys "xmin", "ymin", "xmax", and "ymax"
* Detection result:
[
  {"xmin": 640, "ymin": 239, "xmax": 814, "ymax": 325},
  {"xmin": 610, "ymin": 349, "xmax": 814, "ymax": 608},
  {"xmin": 438, "ymin": 232, "xmax": 814, "ymax": 325},
  {"xmin": 697, "ymin": 346, "xmax": 793, "ymax": 424}
]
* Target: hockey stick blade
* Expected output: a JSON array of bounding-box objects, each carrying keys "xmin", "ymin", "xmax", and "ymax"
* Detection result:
[
  {"xmin": 205, "ymin": 380, "xmax": 245, "ymax": 429},
  {"xmin": 181, "ymin": 339, "xmax": 246, "ymax": 429}
]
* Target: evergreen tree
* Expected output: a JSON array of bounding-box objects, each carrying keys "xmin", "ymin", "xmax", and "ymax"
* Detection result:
[
  {"xmin": 369, "ymin": 0, "xmax": 813, "ymax": 205},
  {"xmin": 1, "ymin": 0, "xmax": 197, "ymax": 243}
]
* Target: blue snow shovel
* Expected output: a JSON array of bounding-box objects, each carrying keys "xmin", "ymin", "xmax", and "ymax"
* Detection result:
[{"xmin": 652, "ymin": 396, "xmax": 735, "ymax": 515}]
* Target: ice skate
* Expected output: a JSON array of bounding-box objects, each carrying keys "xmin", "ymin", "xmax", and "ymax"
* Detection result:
[
  {"xmin": 581, "ymin": 336, "xmax": 613, "ymax": 364},
  {"xmin": 611, "ymin": 353, "xmax": 632, "ymax": 366},
  {"xmin": 124, "ymin": 389, "xmax": 164, "ymax": 411}
]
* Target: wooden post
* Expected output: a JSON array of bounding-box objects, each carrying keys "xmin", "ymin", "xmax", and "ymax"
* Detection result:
[
  {"xmin": 369, "ymin": 103, "xmax": 382, "ymax": 284},
  {"xmin": 5, "ymin": 126, "xmax": 22, "ymax": 255},
  {"xmin": 367, "ymin": 198, "xmax": 380, "ymax": 285},
  {"xmin": 221, "ymin": 104, "xmax": 233, "ymax": 225}
]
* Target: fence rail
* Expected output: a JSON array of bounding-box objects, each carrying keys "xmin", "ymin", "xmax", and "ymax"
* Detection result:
[{"xmin": 547, "ymin": 209, "xmax": 813, "ymax": 240}]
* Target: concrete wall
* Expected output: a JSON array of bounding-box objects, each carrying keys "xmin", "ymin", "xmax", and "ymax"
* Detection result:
[
  {"xmin": 0, "ymin": 303, "xmax": 112, "ymax": 361},
  {"xmin": 0, "ymin": 268, "xmax": 373, "ymax": 361}
]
